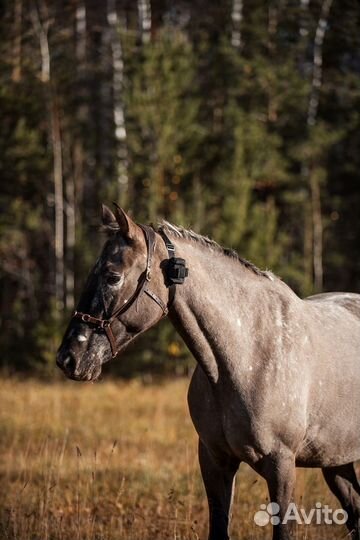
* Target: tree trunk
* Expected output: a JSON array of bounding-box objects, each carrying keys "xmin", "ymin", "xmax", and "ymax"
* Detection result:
[
  {"xmin": 231, "ymin": 0, "xmax": 243, "ymax": 49},
  {"xmin": 299, "ymin": 0, "xmax": 310, "ymax": 39},
  {"xmin": 107, "ymin": 0, "xmax": 129, "ymax": 203},
  {"xmin": 75, "ymin": 1, "xmax": 86, "ymax": 64},
  {"xmin": 305, "ymin": 0, "xmax": 333, "ymax": 292},
  {"xmin": 310, "ymin": 173, "xmax": 323, "ymax": 291},
  {"xmin": 74, "ymin": 0, "xmax": 87, "ymax": 208},
  {"xmin": 304, "ymin": 192, "xmax": 314, "ymax": 293},
  {"xmin": 51, "ymin": 94, "xmax": 65, "ymax": 309},
  {"xmin": 308, "ymin": 0, "xmax": 333, "ymax": 127},
  {"xmin": 31, "ymin": 2, "xmax": 50, "ymax": 83},
  {"xmin": 138, "ymin": 0, "xmax": 151, "ymax": 44},
  {"xmin": 267, "ymin": 4, "xmax": 278, "ymax": 122},
  {"xmin": 32, "ymin": 2, "xmax": 65, "ymax": 308},
  {"xmin": 12, "ymin": 0, "xmax": 22, "ymax": 82},
  {"xmin": 65, "ymin": 175, "xmax": 75, "ymax": 310}
]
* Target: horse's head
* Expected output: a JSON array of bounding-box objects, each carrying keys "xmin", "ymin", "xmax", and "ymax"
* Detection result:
[{"xmin": 56, "ymin": 205, "xmax": 172, "ymax": 381}]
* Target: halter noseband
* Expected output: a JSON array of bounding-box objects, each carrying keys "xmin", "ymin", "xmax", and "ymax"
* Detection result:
[{"xmin": 72, "ymin": 225, "xmax": 188, "ymax": 358}]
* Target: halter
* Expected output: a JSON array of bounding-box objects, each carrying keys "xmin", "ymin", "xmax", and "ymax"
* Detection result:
[{"xmin": 72, "ymin": 225, "xmax": 188, "ymax": 358}]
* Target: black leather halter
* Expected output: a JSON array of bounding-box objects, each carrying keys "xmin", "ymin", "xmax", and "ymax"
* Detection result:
[{"xmin": 72, "ymin": 225, "xmax": 188, "ymax": 358}]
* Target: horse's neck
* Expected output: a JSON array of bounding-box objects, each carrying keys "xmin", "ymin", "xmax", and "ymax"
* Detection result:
[{"xmin": 168, "ymin": 238, "xmax": 293, "ymax": 385}]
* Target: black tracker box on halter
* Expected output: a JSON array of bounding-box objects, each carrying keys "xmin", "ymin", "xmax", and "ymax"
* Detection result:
[
  {"xmin": 158, "ymin": 228, "xmax": 189, "ymax": 285},
  {"xmin": 167, "ymin": 257, "xmax": 189, "ymax": 285}
]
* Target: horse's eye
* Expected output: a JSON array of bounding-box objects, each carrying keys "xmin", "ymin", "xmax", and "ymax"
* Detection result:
[{"xmin": 106, "ymin": 274, "xmax": 121, "ymax": 286}]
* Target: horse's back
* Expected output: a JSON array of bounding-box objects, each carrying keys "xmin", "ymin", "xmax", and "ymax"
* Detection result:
[
  {"xmin": 305, "ymin": 291, "xmax": 360, "ymax": 320},
  {"xmin": 294, "ymin": 291, "xmax": 360, "ymax": 465}
]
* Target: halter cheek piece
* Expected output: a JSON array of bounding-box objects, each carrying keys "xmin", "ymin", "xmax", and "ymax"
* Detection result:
[{"xmin": 72, "ymin": 225, "xmax": 188, "ymax": 358}]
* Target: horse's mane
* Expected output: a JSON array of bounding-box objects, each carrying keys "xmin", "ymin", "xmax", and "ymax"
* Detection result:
[{"xmin": 159, "ymin": 221, "xmax": 275, "ymax": 280}]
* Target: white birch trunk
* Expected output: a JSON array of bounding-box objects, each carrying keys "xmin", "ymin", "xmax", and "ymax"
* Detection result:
[
  {"xmin": 299, "ymin": 0, "xmax": 310, "ymax": 38},
  {"xmin": 231, "ymin": 0, "xmax": 243, "ymax": 49},
  {"xmin": 306, "ymin": 0, "xmax": 333, "ymax": 292},
  {"xmin": 138, "ymin": 0, "xmax": 151, "ymax": 44},
  {"xmin": 307, "ymin": 0, "xmax": 333, "ymax": 127},
  {"xmin": 32, "ymin": 3, "xmax": 64, "ymax": 308},
  {"xmin": 76, "ymin": 2, "xmax": 86, "ymax": 64},
  {"xmin": 74, "ymin": 0, "xmax": 87, "ymax": 202},
  {"xmin": 30, "ymin": 3, "xmax": 50, "ymax": 83},
  {"xmin": 107, "ymin": 0, "xmax": 129, "ymax": 198}
]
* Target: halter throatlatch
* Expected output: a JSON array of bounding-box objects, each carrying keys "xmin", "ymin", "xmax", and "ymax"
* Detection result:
[{"xmin": 72, "ymin": 224, "xmax": 188, "ymax": 358}]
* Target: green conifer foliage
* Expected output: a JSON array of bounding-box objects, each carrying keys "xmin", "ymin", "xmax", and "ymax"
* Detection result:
[{"xmin": 0, "ymin": 1, "xmax": 359, "ymax": 375}]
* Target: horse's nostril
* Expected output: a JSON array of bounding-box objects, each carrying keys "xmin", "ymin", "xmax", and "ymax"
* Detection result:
[
  {"xmin": 63, "ymin": 355, "xmax": 71, "ymax": 368},
  {"xmin": 57, "ymin": 351, "xmax": 78, "ymax": 375},
  {"xmin": 65, "ymin": 353, "xmax": 78, "ymax": 374}
]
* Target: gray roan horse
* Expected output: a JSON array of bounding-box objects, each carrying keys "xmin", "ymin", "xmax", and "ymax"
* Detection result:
[{"xmin": 57, "ymin": 204, "xmax": 360, "ymax": 540}]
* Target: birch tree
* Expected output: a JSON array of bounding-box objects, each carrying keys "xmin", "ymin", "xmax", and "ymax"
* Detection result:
[
  {"xmin": 231, "ymin": 0, "xmax": 243, "ymax": 49},
  {"xmin": 74, "ymin": 0, "xmax": 87, "ymax": 200},
  {"xmin": 107, "ymin": 0, "xmax": 129, "ymax": 202},
  {"xmin": 306, "ymin": 0, "xmax": 334, "ymax": 292},
  {"xmin": 138, "ymin": 0, "xmax": 151, "ymax": 44},
  {"xmin": 63, "ymin": 0, "xmax": 88, "ymax": 310},
  {"xmin": 31, "ymin": 1, "xmax": 65, "ymax": 309}
]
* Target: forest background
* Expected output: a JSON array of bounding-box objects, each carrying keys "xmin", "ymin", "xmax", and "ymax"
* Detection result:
[{"xmin": 1, "ymin": 0, "xmax": 359, "ymax": 377}]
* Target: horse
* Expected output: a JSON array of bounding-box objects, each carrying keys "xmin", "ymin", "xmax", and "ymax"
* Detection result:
[{"xmin": 57, "ymin": 204, "xmax": 360, "ymax": 540}]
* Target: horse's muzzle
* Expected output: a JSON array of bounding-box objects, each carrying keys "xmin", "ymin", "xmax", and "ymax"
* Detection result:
[{"xmin": 56, "ymin": 348, "xmax": 99, "ymax": 381}]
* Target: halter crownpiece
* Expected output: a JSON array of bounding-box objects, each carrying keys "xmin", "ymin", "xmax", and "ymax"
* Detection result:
[{"xmin": 72, "ymin": 223, "xmax": 188, "ymax": 358}]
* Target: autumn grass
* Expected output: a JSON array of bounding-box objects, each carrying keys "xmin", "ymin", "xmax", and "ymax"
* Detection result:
[{"xmin": 0, "ymin": 377, "xmax": 348, "ymax": 539}]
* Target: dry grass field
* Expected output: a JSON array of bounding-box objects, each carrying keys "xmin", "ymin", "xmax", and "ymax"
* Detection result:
[{"xmin": 0, "ymin": 377, "xmax": 350, "ymax": 540}]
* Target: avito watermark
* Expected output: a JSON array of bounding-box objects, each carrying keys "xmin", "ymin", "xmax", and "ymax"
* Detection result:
[{"xmin": 254, "ymin": 502, "xmax": 348, "ymax": 527}]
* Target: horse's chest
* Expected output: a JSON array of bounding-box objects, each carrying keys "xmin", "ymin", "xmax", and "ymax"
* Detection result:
[
  {"xmin": 188, "ymin": 369, "xmax": 267, "ymax": 462},
  {"xmin": 188, "ymin": 367, "xmax": 306, "ymax": 464}
]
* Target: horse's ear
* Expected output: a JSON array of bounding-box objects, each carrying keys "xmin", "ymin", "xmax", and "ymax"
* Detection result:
[
  {"xmin": 101, "ymin": 204, "xmax": 118, "ymax": 231},
  {"xmin": 112, "ymin": 203, "xmax": 138, "ymax": 239}
]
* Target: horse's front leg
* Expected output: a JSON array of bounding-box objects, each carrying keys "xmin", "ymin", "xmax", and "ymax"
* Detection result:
[
  {"xmin": 198, "ymin": 439, "xmax": 240, "ymax": 540},
  {"xmin": 260, "ymin": 451, "xmax": 296, "ymax": 540}
]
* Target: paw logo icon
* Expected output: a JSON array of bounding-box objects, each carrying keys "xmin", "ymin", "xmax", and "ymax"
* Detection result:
[{"xmin": 254, "ymin": 502, "xmax": 280, "ymax": 526}]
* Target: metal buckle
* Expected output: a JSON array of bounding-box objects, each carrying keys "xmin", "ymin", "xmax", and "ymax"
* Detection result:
[{"xmin": 81, "ymin": 314, "xmax": 90, "ymax": 322}]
